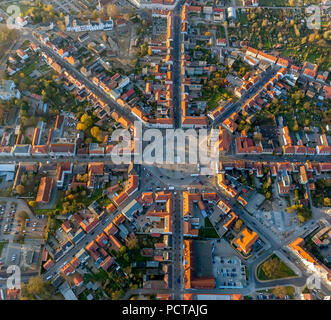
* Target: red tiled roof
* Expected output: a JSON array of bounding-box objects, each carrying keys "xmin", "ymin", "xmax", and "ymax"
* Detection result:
[{"xmin": 36, "ymin": 177, "xmax": 53, "ymax": 203}]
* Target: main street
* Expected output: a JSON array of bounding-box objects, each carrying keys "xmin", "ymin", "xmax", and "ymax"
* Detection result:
[
  {"xmin": 172, "ymin": 192, "xmax": 184, "ymax": 299},
  {"xmin": 172, "ymin": 2, "xmax": 182, "ymax": 130}
]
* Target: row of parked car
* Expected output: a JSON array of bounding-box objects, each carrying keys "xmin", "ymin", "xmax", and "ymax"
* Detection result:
[{"xmin": 257, "ymin": 293, "xmax": 291, "ymax": 300}]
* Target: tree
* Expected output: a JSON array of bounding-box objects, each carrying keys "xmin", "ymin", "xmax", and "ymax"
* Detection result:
[
  {"xmin": 80, "ymin": 114, "xmax": 93, "ymax": 127},
  {"xmin": 76, "ymin": 173, "xmax": 88, "ymax": 182},
  {"xmin": 303, "ymin": 102, "xmax": 310, "ymax": 110},
  {"xmin": 323, "ymin": 30, "xmax": 331, "ymax": 40},
  {"xmin": 16, "ymin": 210, "xmax": 28, "ymax": 222},
  {"xmin": 92, "ymin": 10, "xmax": 99, "ymax": 20},
  {"xmin": 253, "ymin": 132, "xmax": 262, "ymax": 143},
  {"xmin": 273, "ymin": 286, "xmax": 287, "ymax": 299},
  {"xmin": 262, "ymin": 258, "xmax": 280, "ymax": 278},
  {"xmin": 308, "ymin": 33, "xmax": 315, "ymax": 42},
  {"xmin": 77, "ymin": 123, "xmax": 87, "ymax": 131},
  {"xmin": 16, "ymin": 184, "xmax": 25, "ymax": 195},
  {"xmin": 286, "ymin": 205, "xmax": 295, "ymax": 213},
  {"xmin": 100, "ymin": 32, "xmax": 107, "ymax": 43},
  {"xmin": 234, "ymin": 219, "xmax": 243, "ymax": 232},
  {"xmin": 28, "ymin": 201, "xmax": 37, "ymax": 208},
  {"xmin": 294, "ymin": 24, "xmax": 300, "ymax": 37},
  {"xmin": 90, "ymin": 126, "xmax": 103, "ymax": 142},
  {"xmin": 111, "ymin": 289, "xmax": 124, "ymax": 300},
  {"xmin": 290, "ymin": 120, "xmax": 298, "ymax": 132},
  {"xmin": 21, "ymin": 276, "xmax": 52, "ymax": 300},
  {"xmin": 125, "ymin": 235, "xmax": 139, "ymax": 250},
  {"xmin": 323, "ymin": 198, "xmax": 331, "ymax": 207}
]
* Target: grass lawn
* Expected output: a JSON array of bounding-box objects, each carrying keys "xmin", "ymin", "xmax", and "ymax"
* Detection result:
[
  {"xmin": 207, "ymin": 92, "xmax": 223, "ymax": 111},
  {"xmin": 97, "ymin": 195, "xmax": 112, "ymax": 208},
  {"xmin": 256, "ymin": 254, "xmax": 297, "ymax": 281},
  {"xmin": 84, "ymin": 269, "xmax": 109, "ymax": 283},
  {"xmin": 259, "ymin": 0, "xmax": 289, "ymax": 5},
  {"xmin": 132, "ymin": 249, "xmax": 151, "ymax": 262},
  {"xmin": 216, "ymin": 25, "xmax": 226, "ymax": 38},
  {"xmin": 239, "ymin": 12, "xmax": 248, "ymax": 25},
  {"xmin": 199, "ymin": 218, "xmax": 219, "ymax": 239},
  {"xmin": 0, "ymin": 241, "xmax": 8, "ymax": 256}
]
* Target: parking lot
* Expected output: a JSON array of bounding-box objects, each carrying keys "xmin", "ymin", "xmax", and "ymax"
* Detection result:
[
  {"xmin": 44, "ymin": 0, "xmax": 88, "ymax": 15},
  {"xmin": 213, "ymin": 255, "xmax": 246, "ymax": 288},
  {"xmin": 4, "ymin": 242, "xmax": 21, "ymax": 266},
  {"xmin": 212, "ymin": 239, "xmax": 247, "ymax": 289},
  {"xmin": 0, "ymin": 201, "xmax": 18, "ymax": 241},
  {"xmin": 0, "ymin": 198, "xmax": 46, "ymax": 259}
]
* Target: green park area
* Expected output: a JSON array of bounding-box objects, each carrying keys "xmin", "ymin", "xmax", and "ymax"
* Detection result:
[
  {"xmin": 0, "ymin": 241, "xmax": 8, "ymax": 256},
  {"xmin": 256, "ymin": 254, "xmax": 297, "ymax": 281},
  {"xmin": 199, "ymin": 218, "xmax": 219, "ymax": 239}
]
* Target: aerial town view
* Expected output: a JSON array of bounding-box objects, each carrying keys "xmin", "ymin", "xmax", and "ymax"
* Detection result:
[{"xmin": 0, "ymin": 0, "xmax": 330, "ymax": 309}]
